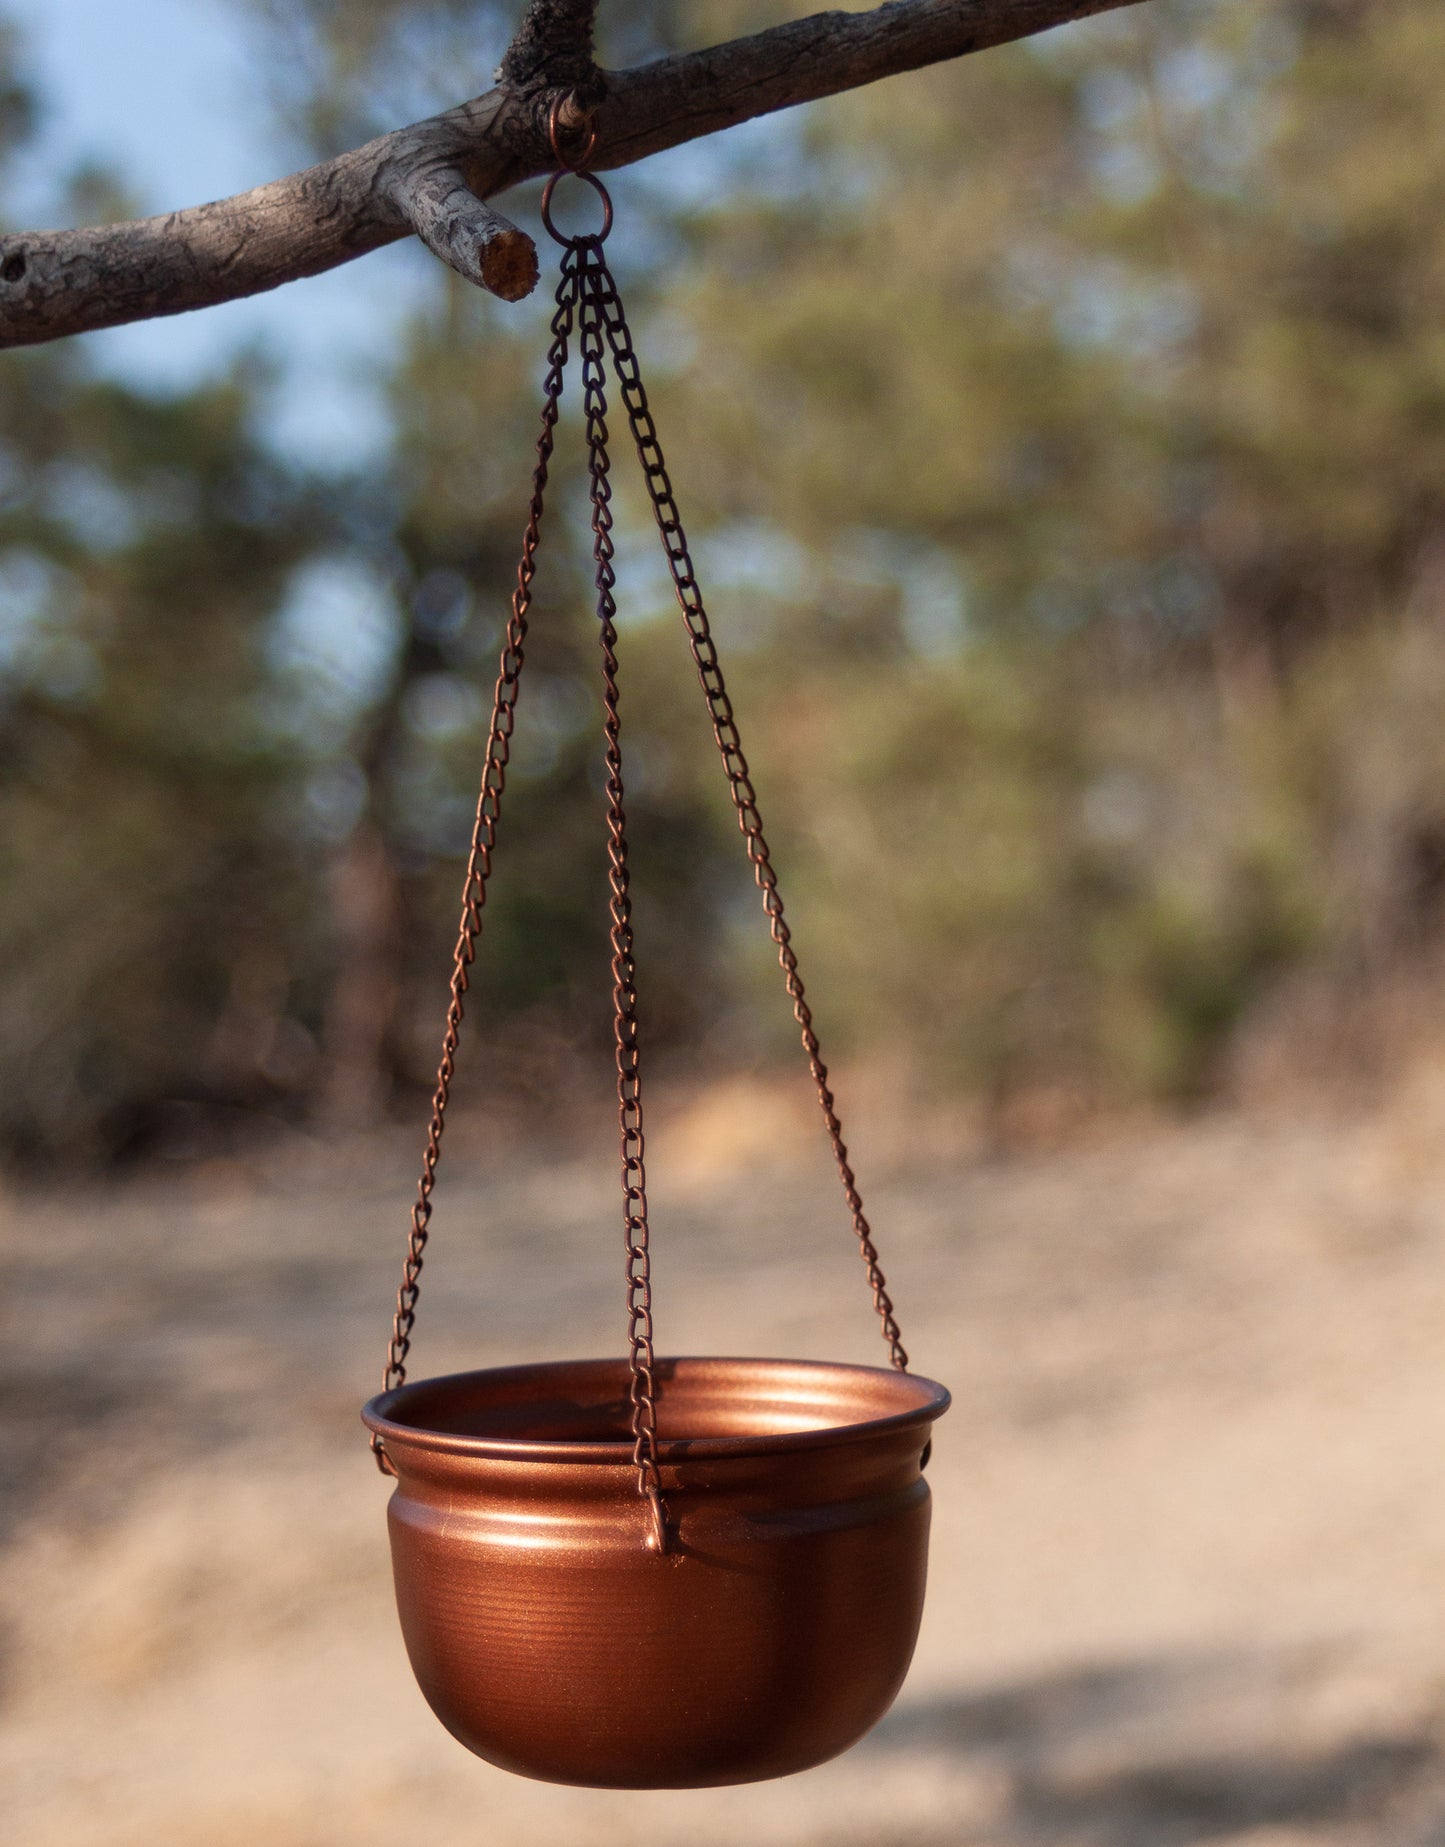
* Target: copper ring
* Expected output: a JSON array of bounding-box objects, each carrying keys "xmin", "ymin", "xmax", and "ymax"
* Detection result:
[
  {"xmin": 540, "ymin": 169, "xmax": 613, "ymax": 245},
  {"xmin": 548, "ymin": 91, "xmax": 597, "ymax": 173}
]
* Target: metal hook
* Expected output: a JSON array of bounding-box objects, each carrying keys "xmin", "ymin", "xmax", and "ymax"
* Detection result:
[
  {"xmin": 541, "ymin": 91, "xmax": 611, "ymax": 246},
  {"xmin": 548, "ymin": 91, "xmax": 598, "ymax": 174}
]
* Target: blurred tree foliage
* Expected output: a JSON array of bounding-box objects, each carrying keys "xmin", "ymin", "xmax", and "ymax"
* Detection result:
[
  {"xmin": 262, "ymin": 0, "xmax": 1445, "ymax": 1115},
  {"xmin": 11, "ymin": 0, "xmax": 1445, "ymax": 1163},
  {"xmin": 0, "ymin": 19, "xmax": 343, "ymax": 1161},
  {"xmin": 651, "ymin": 0, "xmax": 1445, "ymax": 1104},
  {"xmin": 326, "ymin": 279, "xmax": 728, "ymax": 1127}
]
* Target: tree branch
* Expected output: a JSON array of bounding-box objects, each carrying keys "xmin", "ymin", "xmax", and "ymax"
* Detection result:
[
  {"xmin": 0, "ymin": 0, "xmax": 1144, "ymax": 351},
  {"xmin": 393, "ymin": 160, "xmax": 539, "ymax": 301}
]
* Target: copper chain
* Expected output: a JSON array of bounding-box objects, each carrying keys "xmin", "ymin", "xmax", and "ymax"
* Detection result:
[
  {"xmin": 587, "ymin": 253, "xmax": 908, "ymax": 1372},
  {"xmin": 372, "ymin": 246, "xmax": 581, "ymax": 1474},
  {"xmin": 577, "ymin": 242, "xmax": 667, "ymax": 1549},
  {"xmin": 374, "ymin": 151, "xmax": 908, "ymax": 1505}
]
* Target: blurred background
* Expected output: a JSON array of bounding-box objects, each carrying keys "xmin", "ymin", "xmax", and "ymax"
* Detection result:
[{"xmin": 9, "ymin": 0, "xmax": 1445, "ymax": 1841}]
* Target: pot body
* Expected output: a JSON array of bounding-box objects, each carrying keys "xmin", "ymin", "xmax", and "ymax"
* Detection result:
[{"xmin": 363, "ymin": 1354, "xmax": 948, "ymax": 1788}]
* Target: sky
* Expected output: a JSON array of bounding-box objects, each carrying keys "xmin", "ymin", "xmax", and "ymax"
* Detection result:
[
  {"xmin": 0, "ymin": 0, "xmax": 811, "ymax": 688},
  {"xmin": 3, "ymin": 0, "xmax": 434, "ymax": 466}
]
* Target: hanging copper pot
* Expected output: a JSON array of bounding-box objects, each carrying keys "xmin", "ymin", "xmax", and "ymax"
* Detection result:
[
  {"xmin": 363, "ymin": 106, "xmax": 950, "ymax": 1792},
  {"xmin": 363, "ymin": 1355, "xmax": 948, "ymax": 1788}
]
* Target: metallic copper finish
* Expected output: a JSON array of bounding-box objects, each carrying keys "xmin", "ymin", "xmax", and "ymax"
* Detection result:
[
  {"xmin": 362, "ymin": 1356, "xmax": 949, "ymax": 1788},
  {"xmin": 366, "ymin": 164, "xmax": 947, "ymax": 1794}
]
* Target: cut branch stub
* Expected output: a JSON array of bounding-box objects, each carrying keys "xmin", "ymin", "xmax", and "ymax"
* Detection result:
[{"xmin": 390, "ymin": 164, "xmax": 539, "ymax": 302}]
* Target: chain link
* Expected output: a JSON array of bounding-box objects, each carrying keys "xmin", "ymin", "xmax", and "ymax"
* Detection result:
[
  {"xmin": 589, "ymin": 254, "xmax": 908, "ymax": 1372},
  {"xmin": 579, "ymin": 245, "xmax": 668, "ymax": 1549},
  {"xmin": 372, "ymin": 247, "xmax": 581, "ymax": 1474}
]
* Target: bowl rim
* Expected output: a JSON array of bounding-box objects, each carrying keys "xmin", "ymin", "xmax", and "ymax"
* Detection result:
[{"xmin": 362, "ymin": 1353, "xmax": 950, "ymax": 1465}]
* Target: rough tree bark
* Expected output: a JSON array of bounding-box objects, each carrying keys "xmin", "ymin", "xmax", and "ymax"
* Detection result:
[{"xmin": 0, "ymin": 0, "xmax": 1145, "ymax": 349}]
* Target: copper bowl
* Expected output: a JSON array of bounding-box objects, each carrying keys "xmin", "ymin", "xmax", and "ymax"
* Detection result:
[{"xmin": 362, "ymin": 1354, "xmax": 949, "ymax": 1788}]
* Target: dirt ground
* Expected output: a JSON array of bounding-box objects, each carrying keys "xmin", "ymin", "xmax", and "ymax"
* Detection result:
[{"xmin": 6, "ymin": 1069, "xmax": 1445, "ymax": 1846}]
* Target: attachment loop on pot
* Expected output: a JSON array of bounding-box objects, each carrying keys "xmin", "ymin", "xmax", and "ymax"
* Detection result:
[{"xmin": 645, "ymin": 1482, "xmax": 669, "ymax": 1555}]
